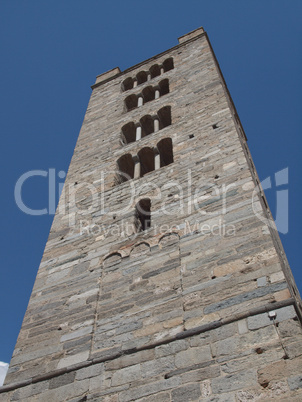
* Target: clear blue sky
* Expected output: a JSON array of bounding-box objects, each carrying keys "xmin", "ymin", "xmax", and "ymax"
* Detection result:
[{"xmin": 0, "ymin": 1, "xmax": 301, "ymax": 365}]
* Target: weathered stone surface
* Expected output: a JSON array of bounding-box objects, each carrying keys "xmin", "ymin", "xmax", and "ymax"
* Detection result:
[
  {"xmin": 288, "ymin": 374, "xmax": 302, "ymax": 391},
  {"xmin": 171, "ymin": 383, "xmax": 201, "ymax": 401},
  {"xmin": 211, "ymin": 369, "xmax": 258, "ymax": 394},
  {"xmin": 258, "ymin": 358, "xmax": 302, "ymax": 386},
  {"xmin": 111, "ymin": 364, "xmax": 141, "ymax": 386},
  {"xmin": 247, "ymin": 305, "xmax": 297, "ymax": 330},
  {"xmin": 175, "ymin": 345, "xmax": 212, "ymax": 368},
  {"xmin": 204, "ymin": 282, "xmax": 288, "ymax": 314},
  {"xmin": 237, "ymin": 319, "xmax": 248, "ymax": 334},
  {"xmin": 57, "ymin": 351, "xmax": 90, "ymax": 369},
  {"xmin": 49, "ymin": 372, "xmax": 76, "ymax": 389}
]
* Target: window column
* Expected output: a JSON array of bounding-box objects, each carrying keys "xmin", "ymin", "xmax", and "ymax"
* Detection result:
[
  {"xmin": 133, "ymin": 156, "xmax": 141, "ymax": 179},
  {"xmin": 136, "ymin": 125, "xmax": 142, "ymax": 141},
  {"xmin": 138, "ymin": 96, "xmax": 143, "ymax": 107},
  {"xmin": 154, "ymin": 117, "xmax": 160, "ymax": 132},
  {"xmin": 154, "ymin": 147, "xmax": 160, "ymax": 170}
]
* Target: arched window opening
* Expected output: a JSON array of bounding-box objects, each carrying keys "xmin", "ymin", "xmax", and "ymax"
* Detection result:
[
  {"xmin": 116, "ymin": 154, "xmax": 134, "ymax": 183},
  {"xmin": 163, "ymin": 58, "xmax": 174, "ymax": 72},
  {"xmin": 159, "ymin": 79, "xmax": 169, "ymax": 96},
  {"xmin": 122, "ymin": 77, "xmax": 134, "ymax": 91},
  {"xmin": 136, "ymin": 71, "xmax": 148, "ymax": 85},
  {"xmin": 150, "ymin": 64, "xmax": 161, "ymax": 79},
  {"xmin": 140, "ymin": 115, "xmax": 154, "ymax": 138},
  {"xmin": 122, "ymin": 122, "xmax": 136, "ymax": 144},
  {"xmin": 138, "ymin": 147, "xmax": 154, "ymax": 177},
  {"xmin": 135, "ymin": 198, "xmax": 151, "ymax": 231},
  {"xmin": 157, "ymin": 138, "xmax": 174, "ymax": 167},
  {"xmin": 125, "ymin": 94, "xmax": 138, "ymax": 111},
  {"xmin": 142, "ymin": 86, "xmax": 155, "ymax": 103},
  {"xmin": 157, "ymin": 106, "xmax": 171, "ymax": 129}
]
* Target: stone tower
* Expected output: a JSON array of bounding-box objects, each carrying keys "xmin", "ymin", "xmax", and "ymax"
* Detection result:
[{"xmin": 1, "ymin": 27, "xmax": 302, "ymax": 401}]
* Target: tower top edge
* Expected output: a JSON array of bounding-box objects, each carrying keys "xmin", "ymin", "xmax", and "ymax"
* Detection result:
[
  {"xmin": 178, "ymin": 26, "xmax": 205, "ymax": 44},
  {"xmin": 92, "ymin": 26, "xmax": 206, "ymax": 89}
]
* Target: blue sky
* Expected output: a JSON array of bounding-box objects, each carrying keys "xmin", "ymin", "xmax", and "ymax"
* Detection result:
[{"xmin": 0, "ymin": 0, "xmax": 301, "ymax": 368}]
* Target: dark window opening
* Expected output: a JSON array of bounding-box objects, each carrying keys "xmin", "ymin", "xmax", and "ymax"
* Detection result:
[
  {"xmin": 116, "ymin": 154, "xmax": 134, "ymax": 183},
  {"xmin": 150, "ymin": 64, "xmax": 161, "ymax": 79},
  {"xmin": 142, "ymin": 86, "xmax": 155, "ymax": 103},
  {"xmin": 125, "ymin": 94, "xmax": 138, "ymax": 111},
  {"xmin": 163, "ymin": 58, "xmax": 174, "ymax": 72},
  {"xmin": 140, "ymin": 115, "xmax": 154, "ymax": 138},
  {"xmin": 158, "ymin": 79, "xmax": 169, "ymax": 96},
  {"xmin": 135, "ymin": 198, "xmax": 151, "ymax": 231},
  {"xmin": 138, "ymin": 147, "xmax": 154, "ymax": 176},
  {"xmin": 136, "ymin": 71, "xmax": 148, "ymax": 85},
  {"xmin": 122, "ymin": 122, "xmax": 136, "ymax": 144},
  {"xmin": 157, "ymin": 106, "xmax": 171, "ymax": 129},
  {"xmin": 122, "ymin": 77, "xmax": 134, "ymax": 91},
  {"xmin": 157, "ymin": 138, "xmax": 174, "ymax": 167}
]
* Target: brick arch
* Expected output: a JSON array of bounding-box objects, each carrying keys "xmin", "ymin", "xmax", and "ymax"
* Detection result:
[
  {"xmin": 103, "ymin": 252, "xmax": 122, "ymax": 268},
  {"xmin": 130, "ymin": 241, "xmax": 151, "ymax": 257},
  {"xmin": 158, "ymin": 232, "xmax": 180, "ymax": 248}
]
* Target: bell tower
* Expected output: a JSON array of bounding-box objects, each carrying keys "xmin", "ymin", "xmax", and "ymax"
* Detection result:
[{"xmin": 1, "ymin": 27, "xmax": 302, "ymax": 401}]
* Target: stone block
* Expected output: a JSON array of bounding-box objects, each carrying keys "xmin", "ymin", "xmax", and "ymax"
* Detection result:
[
  {"xmin": 200, "ymin": 379, "xmax": 212, "ymax": 398},
  {"xmin": 57, "ymin": 351, "xmax": 89, "ymax": 369},
  {"xmin": 247, "ymin": 306, "xmax": 296, "ymax": 330},
  {"xmin": 211, "ymin": 369, "xmax": 258, "ymax": 393},
  {"xmin": 34, "ymin": 379, "xmax": 89, "ymax": 401},
  {"xmin": 258, "ymin": 358, "xmax": 302, "ymax": 386},
  {"xmin": 270, "ymin": 271, "xmax": 285, "ymax": 283},
  {"xmin": 141, "ymin": 356, "xmax": 175, "ymax": 378},
  {"xmin": 171, "ymin": 383, "xmax": 201, "ymax": 401},
  {"xmin": 204, "ymin": 282, "xmax": 288, "ymax": 314},
  {"xmin": 284, "ymin": 341, "xmax": 302, "ymax": 359},
  {"xmin": 119, "ymin": 377, "xmax": 181, "ymax": 402},
  {"xmin": 179, "ymin": 364, "xmax": 220, "ymax": 383},
  {"xmin": 274, "ymin": 288, "xmax": 291, "ymax": 302},
  {"xmin": 175, "ymin": 345, "xmax": 212, "ymax": 368},
  {"xmin": 237, "ymin": 319, "xmax": 248, "ymax": 334},
  {"xmin": 288, "ymin": 374, "xmax": 302, "ymax": 391},
  {"xmin": 9, "ymin": 381, "xmax": 49, "ymax": 401},
  {"xmin": 257, "ymin": 276, "xmax": 267, "ymax": 287},
  {"xmin": 137, "ymin": 392, "xmax": 171, "ymax": 402},
  {"xmin": 203, "ymin": 392, "xmax": 236, "ymax": 401},
  {"xmin": 49, "ymin": 372, "xmax": 76, "ymax": 389},
  {"xmin": 278, "ymin": 319, "xmax": 302, "ymax": 339},
  {"xmin": 111, "ymin": 363, "xmax": 141, "ymax": 387},
  {"xmin": 76, "ymin": 362, "xmax": 104, "ymax": 380},
  {"xmin": 60, "ymin": 326, "xmax": 93, "ymax": 342},
  {"xmin": 155, "ymin": 339, "xmax": 188, "ymax": 358}
]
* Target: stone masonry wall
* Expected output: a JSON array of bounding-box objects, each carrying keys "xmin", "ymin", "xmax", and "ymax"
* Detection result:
[
  {"xmin": 1, "ymin": 28, "xmax": 302, "ymax": 400},
  {"xmin": 1, "ymin": 308, "xmax": 302, "ymax": 401}
]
